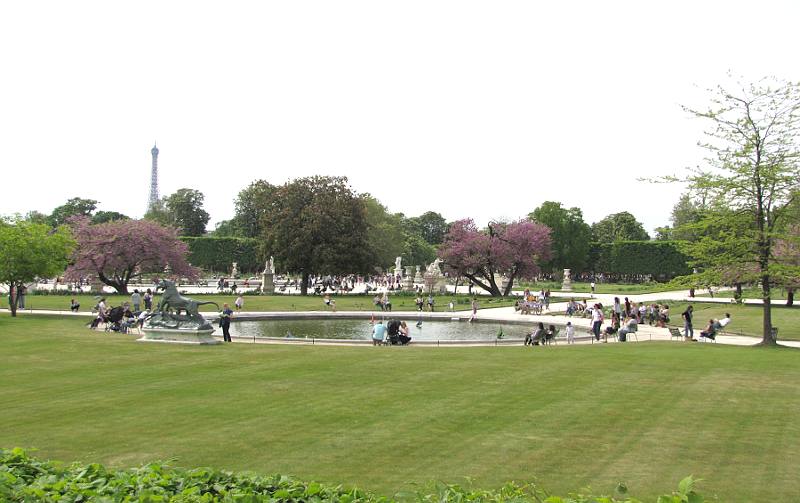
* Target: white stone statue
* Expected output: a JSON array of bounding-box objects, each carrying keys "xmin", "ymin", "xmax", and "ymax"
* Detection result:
[
  {"xmin": 426, "ymin": 258, "xmax": 443, "ymax": 275},
  {"xmin": 265, "ymin": 256, "xmax": 275, "ymax": 275},
  {"xmin": 395, "ymin": 256, "xmax": 402, "ymax": 275},
  {"xmin": 231, "ymin": 262, "xmax": 239, "ymax": 277}
]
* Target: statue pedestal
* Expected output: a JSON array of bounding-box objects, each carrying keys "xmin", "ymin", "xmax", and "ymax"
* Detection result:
[
  {"xmin": 403, "ymin": 266, "xmax": 415, "ymax": 291},
  {"xmin": 139, "ymin": 327, "xmax": 219, "ymax": 345},
  {"xmin": 261, "ymin": 272, "xmax": 275, "ymax": 294},
  {"xmin": 561, "ymin": 268, "xmax": 573, "ymax": 291}
]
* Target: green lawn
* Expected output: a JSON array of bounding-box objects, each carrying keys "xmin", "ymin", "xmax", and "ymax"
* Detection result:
[
  {"xmin": 3, "ymin": 315, "xmax": 800, "ymax": 502},
  {"xmin": 656, "ymin": 301, "xmax": 800, "ymax": 340},
  {"xmin": 695, "ymin": 287, "xmax": 792, "ymax": 301},
  {"xmin": 13, "ymin": 293, "xmax": 514, "ymax": 313}
]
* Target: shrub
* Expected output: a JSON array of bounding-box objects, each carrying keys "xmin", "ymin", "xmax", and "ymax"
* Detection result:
[{"xmin": 0, "ymin": 448, "xmax": 707, "ymax": 502}]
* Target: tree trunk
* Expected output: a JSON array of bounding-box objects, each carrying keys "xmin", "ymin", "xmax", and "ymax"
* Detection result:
[
  {"xmin": 464, "ymin": 273, "xmax": 501, "ymax": 296},
  {"xmin": 761, "ymin": 273, "xmax": 775, "ymax": 345},
  {"xmin": 8, "ymin": 282, "xmax": 17, "ymax": 317},
  {"xmin": 300, "ymin": 271, "xmax": 309, "ymax": 295},
  {"xmin": 735, "ymin": 282, "xmax": 743, "ymax": 300},
  {"xmin": 787, "ymin": 288, "xmax": 794, "ymax": 307}
]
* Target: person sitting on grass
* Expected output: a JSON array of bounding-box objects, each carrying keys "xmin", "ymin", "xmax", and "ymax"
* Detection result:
[
  {"xmin": 373, "ymin": 295, "xmax": 384, "ymax": 311},
  {"xmin": 70, "ymin": 298, "xmax": 80, "ymax": 312},
  {"xmin": 398, "ymin": 321, "xmax": 412, "ymax": 345}
]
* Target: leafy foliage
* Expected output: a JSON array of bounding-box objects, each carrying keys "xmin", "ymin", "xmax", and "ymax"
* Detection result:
[
  {"xmin": 406, "ymin": 211, "xmax": 449, "ymax": 245},
  {"xmin": 438, "ymin": 219, "xmax": 551, "ymax": 296},
  {"xmin": 671, "ymin": 77, "xmax": 800, "ymax": 343},
  {"xmin": 529, "ymin": 201, "xmax": 592, "ymax": 272},
  {"xmin": 48, "ymin": 197, "xmax": 98, "ymax": 227},
  {"xmin": 163, "ymin": 188, "xmax": 211, "ymax": 236},
  {"xmin": 589, "ymin": 241, "xmax": 691, "ymax": 279},
  {"xmin": 181, "ymin": 237, "xmax": 261, "ymax": 274},
  {"xmin": 0, "ymin": 219, "xmax": 75, "ymax": 316},
  {"xmin": 64, "ymin": 218, "xmax": 199, "ymax": 293},
  {"xmin": 262, "ymin": 176, "xmax": 372, "ymax": 294},
  {"xmin": 232, "ymin": 179, "xmax": 276, "ymax": 238},
  {"xmin": 91, "ymin": 210, "xmax": 130, "ymax": 224},
  {"xmin": 591, "ymin": 212, "xmax": 650, "ymax": 242},
  {"xmin": 0, "ymin": 448, "xmax": 707, "ymax": 503}
]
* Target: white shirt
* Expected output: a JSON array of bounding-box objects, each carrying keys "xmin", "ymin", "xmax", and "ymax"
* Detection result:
[{"xmin": 719, "ymin": 317, "xmax": 731, "ymax": 327}]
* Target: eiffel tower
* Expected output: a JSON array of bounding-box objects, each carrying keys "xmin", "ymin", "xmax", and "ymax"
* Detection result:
[{"xmin": 147, "ymin": 142, "xmax": 160, "ymax": 212}]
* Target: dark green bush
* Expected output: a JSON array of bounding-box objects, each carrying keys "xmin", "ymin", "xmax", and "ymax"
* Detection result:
[
  {"xmin": 181, "ymin": 237, "xmax": 261, "ymax": 274},
  {"xmin": 0, "ymin": 448, "xmax": 706, "ymax": 502}
]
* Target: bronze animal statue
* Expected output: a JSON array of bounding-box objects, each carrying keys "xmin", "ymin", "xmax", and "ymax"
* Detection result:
[{"xmin": 151, "ymin": 279, "xmax": 219, "ymax": 330}]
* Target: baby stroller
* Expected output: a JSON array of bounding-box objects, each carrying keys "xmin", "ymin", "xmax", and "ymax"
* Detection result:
[{"xmin": 104, "ymin": 306, "xmax": 126, "ymax": 332}]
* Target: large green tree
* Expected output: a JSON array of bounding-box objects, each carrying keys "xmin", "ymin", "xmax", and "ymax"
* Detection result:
[
  {"xmin": 232, "ymin": 180, "xmax": 276, "ymax": 238},
  {"xmin": 406, "ymin": 211, "xmax": 448, "ymax": 245},
  {"xmin": 262, "ymin": 176, "xmax": 372, "ymax": 294},
  {"xmin": 529, "ymin": 201, "xmax": 592, "ymax": 272},
  {"xmin": 591, "ymin": 211, "xmax": 650, "ymax": 242},
  {"xmin": 362, "ymin": 196, "xmax": 406, "ymax": 271},
  {"xmin": 49, "ymin": 197, "xmax": 97, "ymax": 227},
  {"xmin": 672, "ymin": 77, "xmax": 800, "ymax": 344},
  {"xmin": 0, "ymin": 218, "xmax": 75, "ymax": 316},
  {"xmin": 91, "ymin": 211, "xmax": 129, "ymax": 224},
  {"xmin": 163, "ymin": 188, "xmax": 210, "ymax": 236},
  {"xmin": 655, "ymin": 194, "xmax": 707, "ymax": 241}
]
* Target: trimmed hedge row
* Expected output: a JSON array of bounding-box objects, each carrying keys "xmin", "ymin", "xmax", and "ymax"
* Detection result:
[
  {"xmin": 0, "ymin": 448, "xmax": 707, "ymax": 502},
  {"xmin": 181, "ymin": 237, "xmax": 261, "ymax": 274},
  {"xmin": 587, "ymin": 241, "xmax": 691, "ymax": 279}
]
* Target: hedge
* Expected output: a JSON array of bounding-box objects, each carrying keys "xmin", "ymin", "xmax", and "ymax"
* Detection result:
[
  {"xmin": 180, "ymin": 237, "xmax": 261, "ymax": 274},
  {"xmin": 587, "ymin": 241, "xmax": 691, "ymax": 280},
  {"xmin": 0, "ymin": 448, "xmax": 707, "ymax": 502}
]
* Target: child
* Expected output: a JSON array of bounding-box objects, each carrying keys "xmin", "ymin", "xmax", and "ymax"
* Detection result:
[
  {"xmin": 565, "ymin": 321, "xmax": 575, "ymax": 344},
  {"xmin": 234, "ymin": 295, "xmax": 244, "ymax": 312}
]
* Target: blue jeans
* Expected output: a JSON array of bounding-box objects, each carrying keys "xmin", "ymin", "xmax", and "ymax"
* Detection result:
[
  {"xmin": 592, "ymin": 321, "xmax": 602, "ymax": 340},
  {"xmin": 684, "ymin": 322, "xmax": 693, "ymax": 339}
]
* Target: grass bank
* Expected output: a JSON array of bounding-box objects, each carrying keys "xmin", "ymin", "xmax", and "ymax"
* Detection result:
[
  {"xmin": 2, "ymin": 315, "xmax": 800, "ymax": 502},
  {"xmin": 10, "ymin": 293, "xmax": 515, "ymax": 313},
  {"xmin": 655, "ymin": 301, "xmax": 800, "ymax": 340}
]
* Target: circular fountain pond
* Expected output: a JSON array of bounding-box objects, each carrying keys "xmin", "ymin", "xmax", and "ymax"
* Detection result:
[{"xmin": 228, "ymin": 318, "xmax": 551, "ymax": 343}]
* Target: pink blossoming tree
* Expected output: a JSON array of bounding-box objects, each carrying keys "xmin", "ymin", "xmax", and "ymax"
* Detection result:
[
  {"xmin": 438, "ymin": 219, "xmax": 551, "ymax": 296},
  {"xmin": 65, "ymin": 218, "xmax": 199, "ymax": 294}
]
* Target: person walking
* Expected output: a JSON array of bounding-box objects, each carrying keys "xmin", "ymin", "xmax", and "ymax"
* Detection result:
[
  {"xmin": 235, "ymin": 295, "xmax": 244, "ymax": 313},
  {"xmin": 17, "ymin": 285, "xmax": 27, "ymax": 309},
  {"xmin": 219, "ymin": 303, "xmax": 233, "ymax": 342},
  {"xmin": 143, "ymin": 289, "xmax": 153, "ymax": 311}
]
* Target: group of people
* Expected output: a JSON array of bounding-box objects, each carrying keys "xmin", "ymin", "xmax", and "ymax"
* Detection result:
[
  {"xmin": 371, "ymin": 319, "xmax": 412, "ymax": 345},
  {"xmin": 515, "ymin": 289, "xmax": 552, "ymax": 315},
  {"xmin": 415, "ymin": 294, "xmax": 436, "ymax": 312},
  {"xmin": 88, "ymin": 297, "xmax": 149, "ymax": 333}
]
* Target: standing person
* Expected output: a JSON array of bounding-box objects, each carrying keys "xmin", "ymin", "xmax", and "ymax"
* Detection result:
[
  {"xmin": 219, "ymin": 303, "xmax": 233, "ymax": 342},
  {"xmin": 17, "ymin": 285, "xmax": 27, "ymax": 309},
  {"xmin": 682, "ymin": 305, "xmax": 694, "ymax": 341},
  {"xmin": 427, "ymin": 294, "xmax": 435, "ymax": 312},
  {"xmin": 471, "ymin": 298, "xmax": 478, "ymax": 320},
  {"xmin": 613, "ymin": 297, "xmax": 622, "ymax": 320},
  {"xmin": 565, "ymin": 321, "xmax": 575, "ymax": 344},
  {"xmin": 591, "ymin": 303, "xmax": 604, "ymax": 341},
  {"xmin": 415, "ymin": 295, "xmax": 424, "ymax": 311},
  {"xmin": 590, "ymin": 280, "xmax": 596, "ymax": 296},
  {"xmin": 234, "ymin": 295, "xmax": 244, "ymax": 313},
  {"xmin": 143, "ymin": 289, "xmax": 153, "ymax": 311},
  {"xmin": 131, "ymin": 289, "xmax": 141, "ymax": 312}
]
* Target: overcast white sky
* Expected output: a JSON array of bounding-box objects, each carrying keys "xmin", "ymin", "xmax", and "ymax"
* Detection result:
[{"xmin": 1, "ymin": 1, "xmax": 798, "ymax": 235}]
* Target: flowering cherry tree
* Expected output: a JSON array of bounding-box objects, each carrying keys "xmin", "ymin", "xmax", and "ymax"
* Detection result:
[
  {"xmin": 64, "ymin": 218, "xmax": 199, "ymax": 294},
  {"xmin": 438, "ymin": 219, "xmax": 551, "ymax": 296}
]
